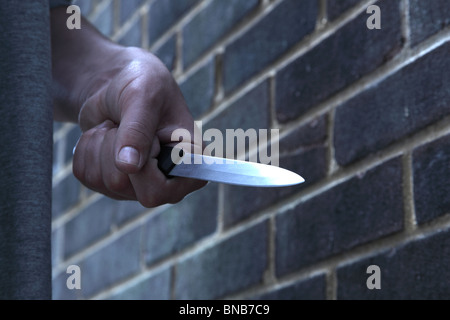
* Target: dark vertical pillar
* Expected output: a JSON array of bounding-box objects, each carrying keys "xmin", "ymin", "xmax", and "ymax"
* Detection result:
[{"xmin": 0, "ymin": 0, "xmax": 53, "ymax": 299}]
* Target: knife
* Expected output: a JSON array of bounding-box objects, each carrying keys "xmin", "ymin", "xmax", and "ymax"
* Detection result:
[{"xmin": 157, "ymin": 146, "xmax": 305, "ymax": 187}]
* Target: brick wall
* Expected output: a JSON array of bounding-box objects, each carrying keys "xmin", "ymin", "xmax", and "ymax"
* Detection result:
[{"xmin": 52, "ymin": 0, "xmax": 450, "ymax": 300}]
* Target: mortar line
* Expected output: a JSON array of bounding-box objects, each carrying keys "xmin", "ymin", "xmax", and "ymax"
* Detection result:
[
  {"xmin": 216, "ymin": 183, "xmax": 225, "ymax": 234},
  {"xmin": 53, "ymin": 202, "xmax": 153, "ymax": 275},
  {"xmin": 85, "ymin": 0, "xmax": 112, "ymax": 21},
  {"xmin": 51, "ymin": 188, "xmax": 103, "ymax": 229},
  {"xmin": 52, "ymin": 122, "xmax": 77, "ymax": 141},
  {"xmin": 139, "ymin": 222, "xmax": 146, "ymax": 273},
  {"xmin": 264, "ymin": 215, "xmax": 276, "ymax": 286},
  {"xmin": 272, "ymin": 115, "xmax": 450, "ymax": 215},
  {"xmin": 181, "ymin": 0, "xmax": 284, "ymax": 75},
  {"xmin": 198, "ymin": 27, "xmax": 449, "ymax": 136},
  {"xmin": 278, "ymin": 29, "xmax": 449, "ymax": 132},
  {"xmin": 326, "ymin": 108, "xmax": 339, "ymax": 176},
  {"xmin": 223, "ymin": 116, "xmax": 450, "ymax": 240},
  {"xmin": 268, "ymin": 72, "xmax": 278, "ymax": 130},
  {"xmin": 140, "ymin": 3, "xmax": 149, "ymax": 49},
  {"xmin": 402, "ymin": 152, "xmax": 417, "ymax": 233},
  {"xmin": 89, "ymin": 172, "xmax": 450, "ymax": 299},
  {"xmin": 60, "ymin": 0, "xmax": 450, "ymax": 301},
  {"xmin": 112, "ymin": 0, "xmax": 119, "ymax": 34},
  {"xmin": 260, "ymin": 0, "xmax": 270, "ymax": 8},
  {"xmin": 400, "ymin": 0, "xmax": 411, "ymax": 49},
  {"xmin": 51, "ymin": 225, "xmax": 65, "ymax": 277},
  {"xmin": 172, "ymin": 30, "xmax": 183, "ymax": 77},
  {"xmin": 147, "ymin": 0, "xmax": 213, "ymax": 53},
  {"xmin": 110, "ymin": 0, "xmax": 150, "ymax": 43},
  {"xmin": 90, "ymin": 259, "xmax": 174, "ymax": 300},
  {"xmin": 226, "ymin": 213, "xmax": 450, "ymax": 300},
  {"xmin": 53, "ymin": 113, "xmax": 450, "ymax": 279},
  {"xmin": 52, "ymin": 161, "xmax": 74, "ymax": 188},
  {"xmin": 170, "ymin": 0, "xmax": 282, "ymax": 83},
  {"xmin": 170, "ymin": 264, "xmax": 176, "ymax": 300},
  {"xmin": 317, "ymin": 0, "xmax": 328, "ymax": 30},
  {"xmin": 326, "ymin": 268, "xmax": 337, "ymax": 300},
  {"xmin": 178, "ymin": 0, "xmax": 375, "ymax": 85},
  {"xmin": 52, "ymin": 139, "xmax": 66, "ymax": 182},
  {"xmin": 213, "ymin": 49, "xmax": 225, "ymax": 106},
  {"xmin": 53, "ymin": 200, "xmax": 270, "ymax": 284},
  {"xmin": 171, "ymin": 0, "xmax": 272, "ymax": 85}
]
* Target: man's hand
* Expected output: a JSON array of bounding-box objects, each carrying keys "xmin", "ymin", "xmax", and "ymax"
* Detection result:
[
  {"xmin": 73, "ymin": 48, "xmax": 206, "ymax": 207},
  {"xmin": 51, "ymin": 8, "xmax": 206, "ymax": 207}
]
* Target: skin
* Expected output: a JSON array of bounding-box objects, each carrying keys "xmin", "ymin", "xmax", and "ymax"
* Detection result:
[{"xmin": 51, "ymin": 7, "xmax": 206, "ymax": 208}]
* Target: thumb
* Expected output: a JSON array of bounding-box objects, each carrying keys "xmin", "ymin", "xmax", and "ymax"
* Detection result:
[{"xmin": 114, "ymin": 106, "xmax": 158, "ymax": 174}]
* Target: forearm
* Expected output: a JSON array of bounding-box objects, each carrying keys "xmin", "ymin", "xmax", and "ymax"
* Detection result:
[
  {"xmin": 51, "ymin": 7, "xmax": 123, "ymax": 122},
  {"xmin": 51, "ymin": 9, "xmax": 206, "ymax": 206}
]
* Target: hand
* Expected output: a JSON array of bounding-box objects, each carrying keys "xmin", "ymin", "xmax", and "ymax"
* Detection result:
[
  {"xmin": 51, "ymin": 9, "xmax": 206, "ymax": 207},
  {"xmin": 70, "ymin": 46, "xmax": 206, "ymax": 207},
  {"xmin": 72, "ymin": 47, "xmax": 206, "ymax": 207}
]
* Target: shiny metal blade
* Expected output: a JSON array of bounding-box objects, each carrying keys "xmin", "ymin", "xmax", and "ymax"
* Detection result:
[{"xmin": 168, "ymin": 152, "xmax": 305, "ymax": 187}]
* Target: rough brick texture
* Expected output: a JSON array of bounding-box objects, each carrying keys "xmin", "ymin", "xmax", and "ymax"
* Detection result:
[
  {"xmin": 337, "ymin": 230, "xmax": 450, "ymax": 299},
  {"xmin": 182, "ymin": 0, "xmax": 259, "ymax": 68},
  {"xmin": 413, "ymin": 134, "xmax": 450, "ymax": 225},
  {"xmin": 120, "ymin": 0, "xmax": 145, "ymax": 24},
  {"xmin": 203, "ymin": 79, "xmax": 271, "ymax": 160},
  {"xmin": 275, "ymin": 158, "xmax": 404, "ymax": 277},
  {"xmin": 52, "ymin": 0, "xmax": 450, "ymax": 300},
  {"xmin": 90, "ymin": 1, "xmax": 114, "ymax": 37},
  {"xmin": 148, "ymin": 0, "xmax": 199, "ymax": 45},
  {"xmin": 143, "ymin": 183, "xmax": 218, "ymax": 265},
  {"xmin": 179, "ymin": 57, "xmax": 216, "ymax": 119},
  {"xmin": 63, "ymin": 196, "xmax": 116, "ymax": 259},
  {"xmin": 334, "ymin": 42, "xmax": 450, "ymax": 166},
  {"xmin": 64, "ymin": 126, "xmax": 82, "ymax": 166},
  {"xmin": 152, "ymin": 35, "xmax": 177, "ymax": 71},
  {"xmin": 52, "ymin": 173, "xmax": 81, "ymax": 219},
  {"xmin": 79, "ymin": 226, "xmax": 142, "ymax": 298},
  {"xmin": 409, "ymin": 0, "xmax": 450, "ymax": 46},
  {"xmin": 223, "ymin": 0, "xmax": 317, "ymax": 95},
  {"xmin": 327, "ymin": 0, "xmax": 363, "ymax": 21},
  {"xmin": 174, "ymin": 221, "xmax": 268, "ymax": 299},
  {"xmin": 109, "ymin": 268, "xmax": 172, "ymax": 300},
  {"xmin": 118, "ymin": 17, "xmax": 142, "ymax": 47},
  {"xmin": 276, "ymin": 0, "xmax": 403, "ymax": 123},
  {"xmin": 253, "ymin": 274, "xmax": 326, "ymax": 300},
  {"xmin": 223, "ymin": 115, "xmax": 328, "ymax": 227}
]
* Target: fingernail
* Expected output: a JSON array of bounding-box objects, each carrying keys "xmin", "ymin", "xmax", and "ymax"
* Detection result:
[
  {"xmin": 73, "ymin": 136, "xmax": 81, "ymax": 155},
  {"xmin": 118, "ymin": 146, "xmax": 140, "ymax": 167}
]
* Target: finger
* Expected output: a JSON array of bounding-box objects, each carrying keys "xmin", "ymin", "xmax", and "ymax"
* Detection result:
[
  {"xmin": 73, "ymin": 120, "xmax": 112, "ymax": 186},
  {"xmin": 73, "ymin": 128, "xmax": 91, "ymax": 183},
  {"xmin": 100, "ymin": 125, "xmax": 137, "ymax": 200},
  {"xmin": 78, "ymin": 91, "xmax": 109, "ymax": 132},
  {"xmin": 113, "ymin": 78, "xmax": 160, "ymax": 174},
  {"xmin": 73, "ymin": 121, "xmax": 132, "ymax": 200},
  {"xmin": 129, "ymin": 141, "xmax": 207, "ymax": 208},
  {"xmin": 75, "ymin": 124, "xmax": 106, "ymax": 193}
]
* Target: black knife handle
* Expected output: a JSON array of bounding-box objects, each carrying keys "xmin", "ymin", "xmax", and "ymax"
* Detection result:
[{"xmin": 157, "ymin": 146, "xmax": 184, "ymax": 177}]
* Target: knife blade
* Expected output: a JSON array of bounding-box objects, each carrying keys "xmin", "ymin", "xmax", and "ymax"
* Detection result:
[{"xmin": 157, "ymin": 146, "xmax": 305, "ymax": 187}]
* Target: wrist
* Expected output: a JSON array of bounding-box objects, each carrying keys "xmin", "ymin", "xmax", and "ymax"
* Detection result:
[{"xmin": 51, "ymin": 7, "xmax": 123, "ymax": 122}]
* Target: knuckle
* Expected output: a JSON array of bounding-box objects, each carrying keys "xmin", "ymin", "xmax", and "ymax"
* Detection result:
[
  {"xmin": 124, "ymin": 121, "xmax": 151, "ymax": 141},
  {"xmin": 84, "ymin": 169, "xmax": 103, "ymax": 191},
  {"xmin": 105, "ymin": 172, "xmax": 129, "ymax": 194},
  {"xmin": 118, "ymin": 121, "xmax": 153, "ymax": 155},
  {"xmin": 137, "ymin": 192, "xmax": 166, "ymax": 209}
]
